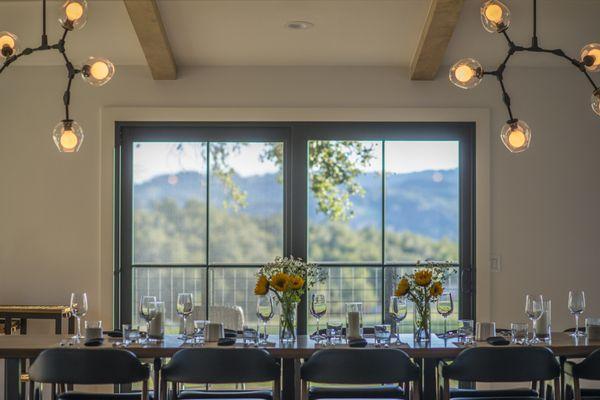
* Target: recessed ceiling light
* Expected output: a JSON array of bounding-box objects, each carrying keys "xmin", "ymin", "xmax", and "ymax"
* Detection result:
[{"xmin": 286, "ymin": 21, "xmax": 314, "ymax": 30}]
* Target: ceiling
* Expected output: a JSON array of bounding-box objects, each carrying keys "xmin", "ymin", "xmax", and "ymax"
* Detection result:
[{"xmin": 0, "ymin": 0, "xmax": 599, "ymax": 69}]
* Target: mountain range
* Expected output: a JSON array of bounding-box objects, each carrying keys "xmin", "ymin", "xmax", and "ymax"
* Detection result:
[{"xmin": 134, "ymin": 168, "xmax": 459, "ymax": 240}]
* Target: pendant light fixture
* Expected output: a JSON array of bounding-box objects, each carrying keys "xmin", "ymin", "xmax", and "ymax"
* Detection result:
[
  {"xmin": 450, "ymin": 0, "xmax": 599, "ymax": 153},
  {"xmin": 0, "ymin": 0, "xmax": 115, "ymax": 153}
]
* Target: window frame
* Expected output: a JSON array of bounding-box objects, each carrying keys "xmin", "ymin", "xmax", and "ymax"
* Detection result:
[{"xmin": 115, "ymin": 122, "xmax": 475, "ymax": 332}]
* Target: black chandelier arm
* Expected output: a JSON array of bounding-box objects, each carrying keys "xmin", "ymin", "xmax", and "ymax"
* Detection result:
[{"xmin": 497, "ymin": 74, "xmax": 514, "ymax": 121}]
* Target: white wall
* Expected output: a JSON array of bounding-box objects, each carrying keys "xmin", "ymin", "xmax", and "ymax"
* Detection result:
[{"xmin": 0, "ymin": 65, "xmax": 599, "ymax": 334}]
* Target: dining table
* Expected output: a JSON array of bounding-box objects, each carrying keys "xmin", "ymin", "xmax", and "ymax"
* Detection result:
[{"xmin": 0, "ymin": 332, "xmax": 597, "ymax": 400}]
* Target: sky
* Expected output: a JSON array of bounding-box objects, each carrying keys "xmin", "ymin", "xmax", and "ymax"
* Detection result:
[{"xmin": 133, "ymin": 141, "xmax": 459, "ymax": 184}]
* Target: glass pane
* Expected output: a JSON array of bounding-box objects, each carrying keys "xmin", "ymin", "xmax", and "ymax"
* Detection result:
[
  {"xmin": 133, "ymin": 142, "xmax": 207, "ymax": 264},
  {"xmin": 385, "ymin": 141, "xmax": 459, "ymax": 263},
  {"xmin": 308, "ymin": 141, "xmax": 382, "ymax": 263},
  {"xmin": 132, "ymin": 267, "xmax": 206, "ymax": 334},
  {"xmin": 209, "ymin": 143, "xmax": 284, "ymax": 263},
  {"xmin": 308, "ymin": 267, "xmax": 382, "ymax": 334},
  {"xmin": 384, "ymin": 266, "xmax": 460, "ymax": 334},
  {"xmin": 208, "ymin": 267, "xmax": 277, "ymax": 334}
]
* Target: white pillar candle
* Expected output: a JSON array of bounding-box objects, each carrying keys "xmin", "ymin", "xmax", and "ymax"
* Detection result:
[
  {"xmin": 148, "ymin": 311, "xmax": 164, "ymax": 339},
  {"xmin": 347, "ymin": 311, "xmax": 361, "ymax": 339}
]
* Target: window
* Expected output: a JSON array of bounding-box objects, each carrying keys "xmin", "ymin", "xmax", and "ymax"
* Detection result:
[{"xmin": 116, "ymin": 123, "xmax": 474, "ymax": 335}]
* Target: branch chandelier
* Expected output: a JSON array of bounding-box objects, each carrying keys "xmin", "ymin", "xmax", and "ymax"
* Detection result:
[
  {"xmin": 0, "ymin": 0, "xmax": 115, "ymax": 153},
  {"xmin": 449, "ymin": 0, "xmax": 600, "ymax": 153}
]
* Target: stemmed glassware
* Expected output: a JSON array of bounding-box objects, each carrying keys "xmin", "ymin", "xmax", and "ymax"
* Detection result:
[
  {"xmin": 310, "ymin": 292, "xmax": 327, "ymax": 342},
  {"xmin": 389, "ymin": 296, "xmax": 408, "ymax": 343},
  {"xmin": 437, "ymin": 293, "xmax": 454, "ymax": 338},
  {"xmin": 176, "ymin": 293, "xmax": 194, "ymax": 341},
  {"xmin": 139, "ymin": 296, "xmax": 158, "ymax": 344},
  {"xmin": 70, "ymin": 292, "xmax": 88, "ymax": 341},
  {"xmin": 257, "ymin": 294, "xmax": 274, "ymax": 345},
  {"xmin": 525, "ymin": 294, "xmax": 544, "ymax": 343},
  {"xmin": 569, "ymin": 290, "xmax": 586, "ymax": 336}
]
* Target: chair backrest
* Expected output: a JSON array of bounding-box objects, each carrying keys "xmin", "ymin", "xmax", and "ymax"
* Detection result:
[
  {"xmin": 162, "ymin": 348, "xmax": 280, "ymax": 384},
  {"xmin": 442, "ymin": 347, "xmax": 560, "ymax": 382},
  {"xmin": 573, "ymin": 348, "xmax": 600, "ymax": 380},
  {"xmin": 181, "ymin": 305, "xmax": 246, "ymax": 333},
  {"xmin": 301, "ymin": 349, "xmax": 420, "ymax": 384},
  {"xmin": 29, "ymin": 348, "xmax": 149, "ymax": 385}
]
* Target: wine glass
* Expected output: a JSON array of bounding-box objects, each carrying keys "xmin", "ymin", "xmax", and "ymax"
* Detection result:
[
  {"xmin": 310, "ymin": 293, "xmax": 327, "ymax": 342},
  {"xmin": 176, "ymin": 293, "xmax": 194, "ymax": 340},
  {"xmin": 70, "ymin": 292, "xmax": 88, "ymax": 341},
  {"xmin": 256, "ymin": 295, "xmax": 274, "ymax": 345},
  {"xmin": 139, "ymin": 296, "xmax": 157, "ymax": 344},
  {"xmin": 569, "ymin": 290, "xmax": 586, "ymax": 336},
  {"xmin": 389, "ymin": 296, "xmax": 408, "ymax": 343},
  {"xmin": 437, "ymin": 293, "xmax": 454, "ymax": 338},
  {"xmin": 525, "ymin": 294, "xmax": 544, "ymax": 343}
]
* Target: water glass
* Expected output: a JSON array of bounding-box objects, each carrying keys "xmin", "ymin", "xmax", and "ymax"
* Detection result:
[
  {"xmin": 511, "ymin": 322, "xmax": 529, "ymax": 344},
  {"xmin": 458, "ymin": 319, "xmax": 474, "ymax": 344},
  {"xmin": 374, "ymin": 324, "xmax": 392, "ymax": 346},
  {"xmin": 193, "ymin": 320, "xmax": 210, "ymax": 344},
  {"xmin": 243, "ymin": 325, "xmax": 259, "ymax": 346},
  {"xmin": 122, "ymin": 324, "xmax": 135, "ymax": 345},
  {"xmin": 326, "ymin": 321, "xmax": 343, "ymax": 344},
  {"xmin": 84, "ymin": 320, "xmax": 103, "ymax": 340}
]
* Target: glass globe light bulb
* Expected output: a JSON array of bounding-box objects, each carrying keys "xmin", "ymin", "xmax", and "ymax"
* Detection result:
[
  {"xmin": 0, "ymin": 32, "xmax": 19, "ymax": 59},
  {"xmin": 500, "ymin": 119, "xmax": 531, "ymax": 153},
  {"xmin": 81, "ymin": 57, "xmax": 115, "ymax": 86},
  {"xmin": 59, "ymin": 0, "xmax": 88, "ymax": 31},
  {"xmin": 449, "ymin": 58, "xmax": 483, "ymax": 89},
  {"xmin": 581, "ymin": 43, "xmax": 600, "ymax": 72},
  {"xmin": 480, "ymin": 0, "xmax": 510, "ymax": 33},
  {"xmin": 52, "ymin": 120, "xmax": 84, "ymax": 153},
  {"xmin": 591, "ymin": 89, "xmax": 600, "ymax": 117}
]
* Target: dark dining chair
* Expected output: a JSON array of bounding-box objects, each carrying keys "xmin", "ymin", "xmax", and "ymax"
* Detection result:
[
  {"xmin": 160, "ymin": 348, "xmax": 281, "ymax": 400},
  {"xmin": 564, "ymin": 348, "xmax": 600, "ymax": 400},
  {"xmin": 28, "ymin": 348, "xmax": 150, "ymax": 400},
  {"xmin": 300, "ymin": 348, "xmax": 421, "ymax": 400},
  {"xmin": 439, "ymin": 347, "xmax": 561, "ymax": 400}
]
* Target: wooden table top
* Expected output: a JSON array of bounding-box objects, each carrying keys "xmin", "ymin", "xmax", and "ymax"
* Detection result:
[
  {"xmin": 0, "ymin": 332, "xmax": 597, "ymax": 359},
  {"xmin": 0, "ymin": 305, "xmax": 71, "ymax": 316}
]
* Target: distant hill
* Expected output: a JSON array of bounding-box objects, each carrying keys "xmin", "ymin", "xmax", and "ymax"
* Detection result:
[{"xmin": 134, "ymin": 168, "xmax": 458, "ymax": 240}]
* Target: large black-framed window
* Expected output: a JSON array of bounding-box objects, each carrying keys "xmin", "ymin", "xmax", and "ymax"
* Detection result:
[{"xmin": 115, "ymin": 122, "xmax": 475, "ymax": 334}]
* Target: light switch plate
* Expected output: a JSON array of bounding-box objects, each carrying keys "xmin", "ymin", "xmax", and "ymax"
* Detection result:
[{"xmin": 490, "ymin": 255, "xmax": 501, "ymax": 272}]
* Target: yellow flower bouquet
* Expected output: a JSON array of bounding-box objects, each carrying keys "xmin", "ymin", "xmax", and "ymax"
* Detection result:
[
  {"xmin": 394, "ymin": 260, "xmax": 452, "ymax": 341},
  {"xmin": 255, "ymin": 256, "xmax": 325, "ymax": 342}
]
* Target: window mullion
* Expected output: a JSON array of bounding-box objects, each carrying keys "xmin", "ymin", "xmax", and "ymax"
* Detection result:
[{"xmin": 205, "ymin": 141, "xmax": 211, "ymax": 322}]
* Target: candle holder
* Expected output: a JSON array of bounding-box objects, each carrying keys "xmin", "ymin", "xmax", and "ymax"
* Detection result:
[{"xmin": 345, "ymin": 302, "xmax": 363, "ymax": 340}]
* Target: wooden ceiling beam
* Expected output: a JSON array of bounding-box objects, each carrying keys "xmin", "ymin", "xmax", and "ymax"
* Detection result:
[
  {"xmin": 410, "ymin": 0, "xmax": 464, "ymax": 80},
  {"xmin": 123, "ymin": 0, "xmax": 177, "ymax": 80}
]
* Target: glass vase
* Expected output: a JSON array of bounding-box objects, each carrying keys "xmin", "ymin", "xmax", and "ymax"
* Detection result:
[
  {"xmin": 279, "ymin": 301, "xmax": 297, "ymax": 343},
  {"xmin": 413, "ymin": 301, "xmax": 431, "ymax": 342}
]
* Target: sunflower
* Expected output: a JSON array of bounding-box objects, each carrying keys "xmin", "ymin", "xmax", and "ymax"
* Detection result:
[
  {"xmin": 430, "ymin": 282, "xmax": 444, "ymax": 297},
  {"xmin": 254, "ymin": 275, "xmax": 269, "ymax": 296},
  {"xmin": 414, "ymin": 269, "xmax": 433, "ymax": 287},
  {"xmin": 288, "ymin": 275, "xmax": 305, "ymax": 290},
  {"xmin": 270, "ymin": 272, "xmax": 290, "ymax": 292},
  {"xmin": 395, "ymin": 278, "xmax": 410, "ymax": 297}
]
